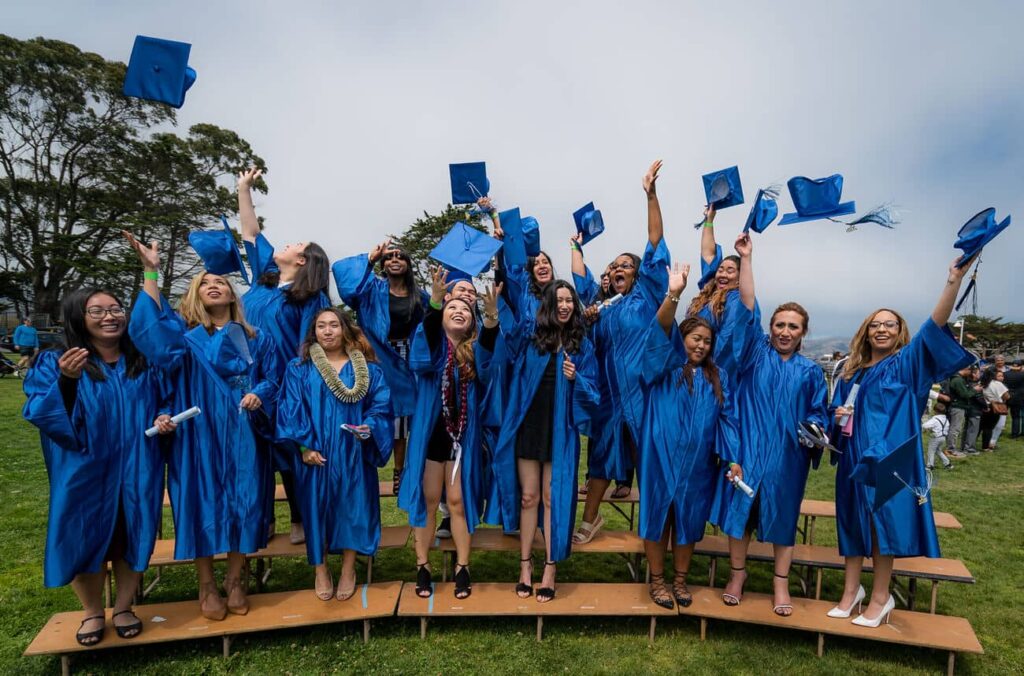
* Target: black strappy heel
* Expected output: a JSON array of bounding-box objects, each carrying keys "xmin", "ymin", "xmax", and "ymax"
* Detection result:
[
  {"xmin": 415, "ymin": 561, "xmax": 433, "ymax": 598},
  {"xmin": 76, "ymin": 614, "xmax": 105, "ymax": 647},
  {"xmin": 454, "ymin": 564, "xmax": 472, "ymax": 600},
  {"xmin": 515, "ymin": 556, "xmax": 533, "ymax": 598},
  {"xmin": 536, "ymin": 561, "xmax": 557, "ymax": 603}
]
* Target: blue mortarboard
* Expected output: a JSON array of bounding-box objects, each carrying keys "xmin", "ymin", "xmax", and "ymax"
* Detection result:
[
  {"xmin": 701, "ymin": 166, "xmax": 744, "ymax": 209},
  {"xmin": 449, "ymin": 162, "xmax": 489, "ymax": 205},
  {"xmin": 953, "ymin": 208, "xmax": 1012, "ymax": 268},
  {"xmin": 443, "ymin": 268, "xmax": 474, "ymax": 287},
  {"xmin": 188, "ymin": 216, "xmax": 250, "ymax": 285},
  {"xmin": 744, "ymin": 187, "xmax": 780, "ymax": 234},
  {"xmin": 573, "ymin": 202, "xmax": 605, "ymax": 245},
  {"xmin": 778, "ymin": 175, "xmax": 857, "ymax": 225},
  {"xmin": 123, "ymin": 35, "xmax": 197, "ymax": 109},
  {"xmin": 522, "ymin": 216, "xmax": 541, "ymax": 257},
  {"xmin": 499, "ymin": 207, "xmax": 527, "ymax": 268},
  {"xmin": 429, "ymin": 222, "xmax": 503, "ymax": 277},
  {"xmin": 850, "ymin": 436, "xmax": 928, "ymax": 510}
]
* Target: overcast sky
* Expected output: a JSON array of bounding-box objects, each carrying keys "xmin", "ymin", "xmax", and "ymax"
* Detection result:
[{"xmin": 7, "ymin": 0, "xmax": 1023, "ymax": 337}]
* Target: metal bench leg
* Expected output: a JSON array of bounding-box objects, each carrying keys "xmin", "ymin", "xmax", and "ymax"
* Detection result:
[
  {"xmin": 648, "ymin": 617, "xmax": 656, "ymax": 644},
  {"xmin": 61, "ymin": 655, "xmax": 70, "ymax": 676},
  {"xmin": 947, "ymin": 651, "xmax": 955, "ymax": 676},
  {"xmin": 363, "ymin": 619, "xmax": 370, "ymax": 644},
  {"xmin": 222, "ymin": 635, "xmax": 232, "ymax": 659},
  {"xmin": 536, "ymin": 617, "xmax": 543, "ymax": 642},
  {"xmin": 817, "ymin": 633, "xmax": 825, "ymax": 657},
  {"xmin": 420, "ymin": 617, "xmax": 427, "ymax": 639},
  {"xmin": 930, "ymin": 581, "xmax": 939, "ymax": 614}
]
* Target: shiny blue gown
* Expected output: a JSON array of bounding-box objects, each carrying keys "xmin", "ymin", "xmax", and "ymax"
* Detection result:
[
  {"xmin": 489, "ymin": 323, "xmax": 600, "ymax": 561},
  {"xmin": 276, "ymin": 359, "xmax": 394, "ymax": 560},
  {"xmin": 693, "ymin": 244, "xmax": 759, "ymax": 385},
  {"xmin": 129, "ymin": 292, "xmax": 280, "ymax": 559},
  {"xmin": 713, "ymin": 313, "xmax": 829, "ymax": 546},
  {"xmin": 639, "ymin": 322, "xmax": 740, "ymax": 544},
  {"xmin": 23, "ymin": 351, "xmax": 168, "ymax": 587},
  {"xmin": 397, "ymin": 320, "xmax": 493, "ymax": 532},
  {"xmin": 830, "ymin": 319, "xmax": 973, "ymax": 557},
  {"xmin": 575, "ymin": 238, "xmax": 670, "ymax": 481},
  {"xmin": 332, "ymin": 254, "xmax": 428, "ymax": 418}
]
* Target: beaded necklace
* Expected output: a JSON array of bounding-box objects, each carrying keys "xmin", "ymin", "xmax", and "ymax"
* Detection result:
[
  {"xmin": 310, "ymin": 343, "xmax": 370, "ymax": 403},
  {"xmin": 441, "ymin": 338, "xmax": 469, "ymax": 483}
]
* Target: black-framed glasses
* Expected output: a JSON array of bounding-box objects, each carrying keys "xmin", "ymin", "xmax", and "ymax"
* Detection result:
[
  {"xmin": 609, "ymin": 262, "xmax": 635, "ymax": 272},
  {"xmin": 85, "ymin": 307, "xmax": 126, "ymax": 319},
  {"xmin": 868, "ymin": 320, "xmax": 899, "ymax": 330}
]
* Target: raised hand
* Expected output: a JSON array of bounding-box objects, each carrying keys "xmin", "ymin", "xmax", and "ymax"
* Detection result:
[
  {"xmin": 643, "ymin": 159, "xmax": 663, "ymax": 196},
  {"xmin": 369, "ymin": 238, "xmax": 393, "ymax": 263},
  {"xmin": 476, "ymin": 196, "xmax": 494, "ymax": 212},
  {"xmin": 703, "ymin": 203, "xmax": 717, "ymax": 224},
  {"xmin": 562, "ymin": 352, "xmax": 576, "ymax": 380},
  {"xmin": 481, "ymin": 282, "xmax": 503, "ymax": 318},
  {"xmin": 667, "ymin": 262, "xmax": 690, "ymax": 296},
  {"xmin": 430, "ymin": 265, "xmax": 449, "ymax": 305},
  {"xmin": 58, "ymin": 347, "xmax": 89, "ymax": 379},
  {"xmin": 122, "ymin": 230, "xmax": 160, "ymax": 271},
  {"xmin": 237, "ymin": 166, "xmax": 262, "ymax": 191},
  {"xmin": 734, "ymin": 232, "xmax": 752, "ymax": 258}
]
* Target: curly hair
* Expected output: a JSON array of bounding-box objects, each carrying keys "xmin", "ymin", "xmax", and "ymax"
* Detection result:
[{"xmin": 685, "ymin": 255, "xmax": 740, "ymax": 320}]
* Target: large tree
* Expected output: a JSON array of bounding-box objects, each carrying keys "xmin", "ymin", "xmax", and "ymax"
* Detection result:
[{"xmin": 0, "ymin": 35, "xmax": 266, "ymax": 318}]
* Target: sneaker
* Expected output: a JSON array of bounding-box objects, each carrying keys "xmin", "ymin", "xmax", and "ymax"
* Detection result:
[
  {"xmin": 944, "ymin": 464, "xmax": 955, "ymax": 471},
  {"xmin": 436, "ymin": 516, "xmax": 452, "ymax": 539}
]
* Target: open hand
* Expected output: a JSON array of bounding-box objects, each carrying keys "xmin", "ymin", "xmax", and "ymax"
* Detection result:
[
  {"xmin": 667, "ymin": 262, "xmax": 690, "ymax": 296},
  {"xmin": 643, "ymin": 160, "xmax": 662, "ymax": 196},
  {"xmin": 58, "ymin": 347, "xmax": 89, "ymax": 379},
  {"xmin": 122, "ymin": 231, "xmax": 160, "ymax": 271},
  {"xmin": 237, "ymin": 166, "xmax": 262, "ymax": 191},
  {"xmin": 369, "ymin": 238, "xmax": 393, "ymax": 263},
  {"xmin": 430, "ymin": 265, "xmax": 449, "ymax": 305}
]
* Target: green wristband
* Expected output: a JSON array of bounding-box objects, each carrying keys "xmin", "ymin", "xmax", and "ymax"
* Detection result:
[
  {"xmin": 144, "ymin": 270, "xmax": 159, "ymax": 280},
  {"xmin": 702, "ymin": 221, "xmax": 714, "ymax": 229},
  {"xmin": 429, "ymin": 298, "xmax": 443, "ymax": 310}
]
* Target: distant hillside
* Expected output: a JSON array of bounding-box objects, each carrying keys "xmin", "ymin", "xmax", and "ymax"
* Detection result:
[{"xmin": 801, "ymin": 336, "xmax": 851, "ymax": 358}]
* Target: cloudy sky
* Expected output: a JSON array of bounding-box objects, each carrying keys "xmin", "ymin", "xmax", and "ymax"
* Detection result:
[{"xmin": 7, "ymin": 0, "xmax": 1023, "ymax": 337}]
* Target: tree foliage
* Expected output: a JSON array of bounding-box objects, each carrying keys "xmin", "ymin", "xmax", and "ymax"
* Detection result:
[
  {"xmin": 0, "ymin": 35, "xmax": 266, "ymax": 318},
  {"xmin": 958, "ymin": 315, "xmax": 1024, "ymax": 358},
  {"xmin": 391, "ymin": 204, "xmax": 489, "ymax": 288}
]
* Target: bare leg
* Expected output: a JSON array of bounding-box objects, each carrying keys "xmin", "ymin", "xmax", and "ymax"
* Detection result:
[
  {"xmin": 579, "ymin": 477, "xmax": 609, "ymax": 527},
  {"xmin": 723, "ymin": 530, "xmax": 751, "ymax": 602},
  {"xmin": 517, "ymin": 459, "xmax": 541, "ymax": 596},
  {"xmin": 110, "ymin": 558, "xmax": 142, "ymax": 634},
  {"xmin": 862, "ymin": 533, "xmax": 895, "ymax": 619},
  {"xmin": 69, "ymin": 570, "xmax": 107, "ymax": 642},
  {"xmin": 644, "ymin": 514, "xmax": 673, "ymax": 608},
  {"xmin": 772, "ymin": 544, "xmax": 795, "ymax": 616},
  {"xmin": 836, "ymin": 556, "xmax": 865, "ymax": 610},
  {"xmin": 412, "ymin": 460, "xmax": 445, "ymax": 568},
  {"xmin": 445, "ymin": 461, "xmax": 471, "ymax": 568},
  {"xmin": 195, "ymin": 557, "xmax": 226, "ymax": 619},
  {"xmin": 394, "ymin": 438, "xmax": 407, "ymax": 474},
  {"xmin": 313, "ymin": 552, "xmax": 334, "ymax": 600},
  {"xmin": 224, "ymin": 552, "xmax": 248, "ymax": 613},
  {"xmin": 336, "ymin": 549, "xmax": 358, "ymax": 600},
  {"xmin": 539, "ymin": 462, "xmax": 556, "ymax": 594}
]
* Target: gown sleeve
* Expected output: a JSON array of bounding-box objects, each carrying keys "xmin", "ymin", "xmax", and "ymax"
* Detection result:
[
  {"xmin": 573, "ymin": 265, "xmax": 600, "ymax": 306},
  {"xmin": 409, "ymin": 313, "xmax": 445, "ymax": 375},
  {"xmin": 331, "ymin": 253, "xmax": 376, "ymax": 310},
  {"xmin": 570, "ymin": 340, "xmax": 601, "ymax": 435},
  {"xmin": 896, "ymin": 318, "xmax": 976, "ymax": 401},
  {"xmin": 21, "ymin": 350, "xmax": 84, "ymax": 452},
  {"xmin": 128, "ymin": 291, "xmax": 187, "ymax": 370},
  {"xmin": 275, "ymin": 359, "xmax": 316, "ymax": 450},
  {"xmin": 641, "ymin": 317, "xmax": 685, "ymax": 387},
  {"xmin": 243, "ymin": 233, "xmax": 278, "ymax": 280},
  {"xmin": 249, "ymin": 331, "xmax": 281, "ymax": 412},
  {"xmin": 716, "ymin": 291, "xmax": 760, "ymax": 381},
  {"xmin": 361, "ymin": 365, "xmax": 395, "ymax": 468},
  {"xmin": 715, "ymin": 369, "xmax": 741, "ymax": 463},
  {"xmin": 636, "ymin": 238, "xmax": 671, "ymax": 308},
  {"xmin": 502, "ymin": 264, "xmax": 531, "ymax": 321}
]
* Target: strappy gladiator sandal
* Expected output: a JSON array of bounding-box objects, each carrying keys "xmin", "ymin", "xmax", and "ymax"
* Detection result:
[
  {"xmin": 672, "ymin": 570, "xmax": 692, "ymax": 608},
  {"xmin": 773, "ymin": 572, "xmax": 793, "ymax": 617},
  {"xmin": 415, "ymin": 561, "xmax": 433, "ymax": 598},
  {"xmin": 648, "ymin": 572, "xmax": 675, "ymax": 610},
  {"xmin": 722, "ymin": 566, "xmax": 747, "ymax": 606},
  {"xmin": 454, "ymin": 564, "xmax": 472, "ymax": 600},
  {"xmin": 536, "ymin": 561, "xmax": 557, "ymax": 603},
  {"xmin": 515, "ymin": 556, "xmax": 534, "ymax": 598},
  {"xmin": 76, "ymin": 614, "xmax": 105, "ymax": 647}
]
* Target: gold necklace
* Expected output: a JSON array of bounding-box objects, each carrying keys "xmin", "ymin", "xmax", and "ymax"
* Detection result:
[{"xmin": 310, "ymin": 343, "xmax": 369, "ymax": 403}]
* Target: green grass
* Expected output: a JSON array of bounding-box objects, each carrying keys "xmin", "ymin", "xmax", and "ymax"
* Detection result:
[{"xmin": 1, "ymin": 371, "xmax": 1022, "ymax": 674}]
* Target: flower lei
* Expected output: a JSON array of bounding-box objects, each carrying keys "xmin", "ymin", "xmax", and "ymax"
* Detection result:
[
  {"xmin": 310, "ymin": 343, "xmax": 369, "ymax": 403},
  {"xmin": 441, "ymin": 338, "xmax": 468, "ymax": 448}
]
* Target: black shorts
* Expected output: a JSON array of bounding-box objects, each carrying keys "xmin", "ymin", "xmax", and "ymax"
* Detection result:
[{"xmin": 18, "ymin": 347, "xmax": 34, "ymax": 357}]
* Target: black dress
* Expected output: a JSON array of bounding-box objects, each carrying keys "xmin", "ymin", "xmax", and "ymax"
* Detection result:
[{"xmin": 515, "ymin": 354, "xmax": 556, "ymax": 462}]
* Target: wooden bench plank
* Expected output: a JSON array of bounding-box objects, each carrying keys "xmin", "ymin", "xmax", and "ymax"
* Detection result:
[
  {"xmin": 24, "ymin": 582, "xmax": 403, "ymax": 657},
  {"xmin": 430, "ymin": 527, "xmax": 644, "ymax": 554},
  {"xmin": 800, "ymin": 499, "xmax": 961, "ymax": 529},
  {"xmin": 678, "ymin": 585, "xmax": 983, "ymax": 655}
]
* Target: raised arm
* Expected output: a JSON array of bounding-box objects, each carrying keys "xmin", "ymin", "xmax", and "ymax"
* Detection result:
[
  {"xmin": 478, "ymin": 197, "xmax": 503, "ymax": 239},
  {"xmin": 237, "ymin": 167, "xmax": 262, "ymax": 244},
  {"xmin": 701, "ymin": 204, "xmax": 718, "ymax": 265},
  {"xmin": 734, "ymin": 232, "xmax": 755, "ymax": 311},
  {"xmin": 570, "ymin": 233, "xmax": 586, "ymax": 278},
  {"xmin": 122, "ymin": 231, "xmax": 160, "ymax": 304},
  {"xmin": 643, "ymin": 160, "xmax": 664, "ymax": 246},
  {"xmin": 932, "ymin": 255, "xmax": 975, "ymax": 326},
  {"xmin": 656, "ymin": 263, "xmax": 690, "ymax": 334}
]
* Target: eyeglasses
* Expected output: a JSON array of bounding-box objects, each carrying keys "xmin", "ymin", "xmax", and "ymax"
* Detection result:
[
  {"xmin": 609, "ymin": 262, "xmax": 636, "ymax": 272},
  {"xmin": 85, "ymin": 307, "xmax": 126, "ymax": 319},
  {"xmin": 868, "ymin": 320, "xmax": 899, "ymax": 330}
]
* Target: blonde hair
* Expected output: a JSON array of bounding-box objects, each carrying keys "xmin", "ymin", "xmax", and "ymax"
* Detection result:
[
  {"xmin": 842, "ymin": 308, "xmax": 911, "ymax": 380},
  {"xmin": 178, "ymin": 272, "xmax": 256, "ymax": 337},
  {"xmin": 686, "ymin": 281, "xmax": 736, "ymax": 320}
]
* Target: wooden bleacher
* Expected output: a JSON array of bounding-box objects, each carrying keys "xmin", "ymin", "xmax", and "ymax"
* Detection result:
[
  {"xmin": 675, "ymin": 585, "xmax": 982, "ymax": 676},
  {"xmin": 396, "ymin": 582, "xmax": 676, "ymax": 641},
  {"xmin": 24, "ymin": 581, "xmax": 403, "ymax": 676},
  {"xmin": 798, "ymin": 498, "xmax": 962, "ymax": 545}
]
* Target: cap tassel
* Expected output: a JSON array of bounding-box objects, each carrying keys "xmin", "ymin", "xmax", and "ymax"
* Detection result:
[
  {"xmin": 955, "ymin": 261, "xmax": 980, "ymax": 313},
  {"xmin": 831, "ymin": 203, "xmax": 901, "ymax": 232}
]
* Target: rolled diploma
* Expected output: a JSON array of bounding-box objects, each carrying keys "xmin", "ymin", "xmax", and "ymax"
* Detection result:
[
  {"xmin": 145, "ymin": 406, "xmax": 201, "ymax": 437},
  {"xmin": 838, "ymin": 383, "xmax": 859, "ymax": 427},
  {"xmin": 598, "ymin": 293, "xmax": 624, "ymax": 311},
  {"xmin": 731, "ymin": 475, "xmax": 755, "ymax": 498}
]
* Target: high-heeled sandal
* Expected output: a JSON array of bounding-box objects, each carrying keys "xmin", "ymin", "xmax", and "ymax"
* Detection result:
[
  {"xmin": 648, "ymin": 573, "xmax": 675, "ymax": 610},
  {"xmin": 415, "ymin": 561, "xmax": 433, "ymax": 598},
  {"xmin": 224, "ymin": 575, "xmax": 249, "ymax": 616},
  {"xmin": 314, "ymin": 566, "xmax": 334, "ymax": 601},
  {"xmin": 722, "ymin": 566, "xmax": 747, "ymax": 606},
  {"xmin": 76, "ymin": 614, "xmax": 105, "ymax": 647},
  {"xmin": 392, "ymin": 468, "xmax": 402, "ymax": 494},
  {"xmin": 112, "ymin": 609, "xmax": 143, "ymax": 639},
  {"xmin": 672, "ymin": 570, "xmax": 692, "ymax": 608},
  {"xmin": 572, "ymin": 514, "xmax": 605, "ymax": 544},
  {"xmin": 536, "ymin": 561, "xmax": 557, "ymax": 603},
  {"xmin": 199, "ymin": 581, "xmax": 227, "ymax": 621},
  {"xmin": 772, "ymin": 573, "xmax": 793, "ymax": 617},
  {"xmin": 515, "ymin": 556, "xmax": 534, "ymax": 598},
  {"xmin": 454, "ymin": 564, "xmax": 472, "ymax": 600}
]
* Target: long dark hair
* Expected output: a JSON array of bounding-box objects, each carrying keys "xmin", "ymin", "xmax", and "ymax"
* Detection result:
[
  {"xmin": 376, "ymin": 246, "xmax": 422, "ymax": 318},
  {"xmin": 526, "ymin": 251, "xmax": 556, "ymax": 299},
  {"xmin": 258, "ymin": 242, "xmax": 330, "ymax": 304},
  {"xmin": 61, "ymin": 288, "xmax": 147, "ymax": 381},
  {"xmin": 674, "ymin": 315, "xmax": 724, "ymax": 405},
  {"xmin": 300, "ymin": 307, "xmax": 377, "ymax": 362},
  {"xmin": 532, "ymin": 280, "xmax": 587, "ymax": 356}
]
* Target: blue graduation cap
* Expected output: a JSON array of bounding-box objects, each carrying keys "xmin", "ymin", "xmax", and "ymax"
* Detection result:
[
  {"xmin": 188, "ymin": 216, "xmax": 250, "ymax": 285},
  {"xmin": 778, "ymin": 175, "xmax": 857, "ymax": 225},
  {"xmin": 499, "ymin": 207, "xmax": 527, "ymax": 268},
  {"xmin": 443, "ymin": 268, "xmax": 474, "ymax": 287},
  {"xmin": 123, "ymin": 35, "xmax": 197, "ymax": 109},
  {"xmin": 850, "ymin": 435, "xmax": 929, "ymax": 510},
  {"xmin": 522, "ymin": 216, "xmax": 541, "ymax": 257},
  {"xmin": 953, "ymin": 208, "xmax": 1012, "ymax": 268},
  {"xmin": 701, "ymin": 166, "xmax": 744, "ymax": 210},
  {"xmin": 449, "ymin": 162, "xmax": 489, "ymax": 205},
  {"xmin": 744, "ymin": 186, "xmax": 780, "ymax": 234},
  {"xmin": 429, "ymin": 222, "xmax": 503, "ymax": 277},
  {"xmin": 573, "ymin": 202, "xmax": 605, "ymax": 245}
]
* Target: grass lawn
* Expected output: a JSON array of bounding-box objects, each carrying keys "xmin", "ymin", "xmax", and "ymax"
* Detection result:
[{"xmin": 1, "ymin": 371, "xmax": 1022, "ymax": 674}]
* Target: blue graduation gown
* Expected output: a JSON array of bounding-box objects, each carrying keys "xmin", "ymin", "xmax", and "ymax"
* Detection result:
[
  {"xmin": 276, "ymin": 359, "xmax": 394, "ymax": 561},
  {"xmin": 695, "ymin": 289, "xmax": 759, "ymax": 387},
  {"xmin": 23, "ymin": 351, "xmax": 168, "ymax": 587},
  {"xmin": 397, "ymin": 322, "xmax": 493, "ymax": 532},
  {"xmin": 332, "ymin": 254, "xmax": 428, "ymax": 418},
  {"xmin": 830, "ymin": 319, "xmax": 973, "ymax": 558},
  {"xmin": 502, "ymin": 263, "xmax": 542, "ymax": 327},
  {"xmin": 489, "ymin": 323, "xmax": 600, "ymax": 561},
  {"xmin": 639, "ymin": 322, "xmax": 739, "ymax": 545},
  {"xmin": 129, "ymin": 292, "xmax": 280, "ymax": 559},
  {"xmin": 584, "ymin": 238, "xmax": 670, "ymax": 481},
  {"xmin": 713, "ymin": 313, "xmax": 829, "ymax": 546}
]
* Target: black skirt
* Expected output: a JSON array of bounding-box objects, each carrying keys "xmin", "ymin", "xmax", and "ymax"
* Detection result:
[{"xmin": 515, "ymin": 355, "xmax": 557, "ymax": 462}]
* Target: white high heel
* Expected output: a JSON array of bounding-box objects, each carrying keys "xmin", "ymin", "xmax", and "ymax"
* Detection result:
[
  {"xmin": 852, "ymin": 594, "xmax": 896, "ymax": 628},
  {"xmin": 826, "ymin": 585, "xmax": 866, "ymax": 618}
]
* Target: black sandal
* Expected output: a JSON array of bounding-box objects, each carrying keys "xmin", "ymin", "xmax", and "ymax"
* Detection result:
[
  {"xmin": 76, "ymin": 614, "xmax": 105, "ymax": 647},
  {"xmin": 536, "ymin": 561, "xmax": 557, "ymax": 603},
  {"xmin": 415, "ymin": 561, "xmax": 433, "ymax": 598},
  {"xmin": 722, "ymin": 566, "xmax": 746, "ymax": 606},
  {"xmin": 393, "ymin": 468, "xmax": 402, "ymax": 494},
  {"xmin": 515, "ymin": 556, "xmax": 533, "ymax": 598},
  {"xmin": 648, "ymin": 573, "xmax": 675, "ymax": 610},
  {"xmin": 113, "ymin": 609, "xmax": 143, "ymax": 639},
  {"xmin": 454, "ymin": 564, "xmax": 472, "ymax": 600},
  {"xmin": 672, "ymin": 570, "xmax": 692, "ymax": 608}
]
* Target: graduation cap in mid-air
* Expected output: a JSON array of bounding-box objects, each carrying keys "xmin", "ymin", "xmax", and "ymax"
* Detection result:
[
  {"xmin": 123, "ymin": 35, "xmax": 197, "ymax": 108},
  {"xmin": 572, "ymin": 202, "xmax": 605, "ymax": 245},
  {"xmin": 744, "ymin": 185, "xmax": 782, "ymax": 234},
  {"xmin": 449, "ymin": 162, "xmax": 489, "ymax": 205},
  {"xmin": 779, "ymin": 174, "xmax": 900, "ymax": 232},
  {"xmin": 443, "ymin": 268, "xmax": 474, "ymax": 287},
  {"xmin": 429, "ymin": 222, "xmax": 503, "ymax": 277},
  {"xmin": 953, "ymin": 207, "xmax": 1011, "ymax": 269},
  {"xmin": 498, "ymin": 207, "xmax": 527, "ymax": 268},
  {"xmin": 188, "ymin": 216, "xmax": 250, "ymax": 285},
  {"xmin": 702, "ymin": 166, "xmax": 744, "ymax": 209}
]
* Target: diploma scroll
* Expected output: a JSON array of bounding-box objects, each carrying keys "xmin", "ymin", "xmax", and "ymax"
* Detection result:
[
  {"xmin": 598, "ymin": 293, "xmax": 624, "ymax": 312},
  {"xmin": 731, "ymin": 475, "xmax": 755, "ymax": 498},
  {"xmin": 145, "ymin": 406, "xmax": 201, "ymax": 437},
  {"xmin": 838, "ymin": 383, "xmax": 859, "ymax": 434}
]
